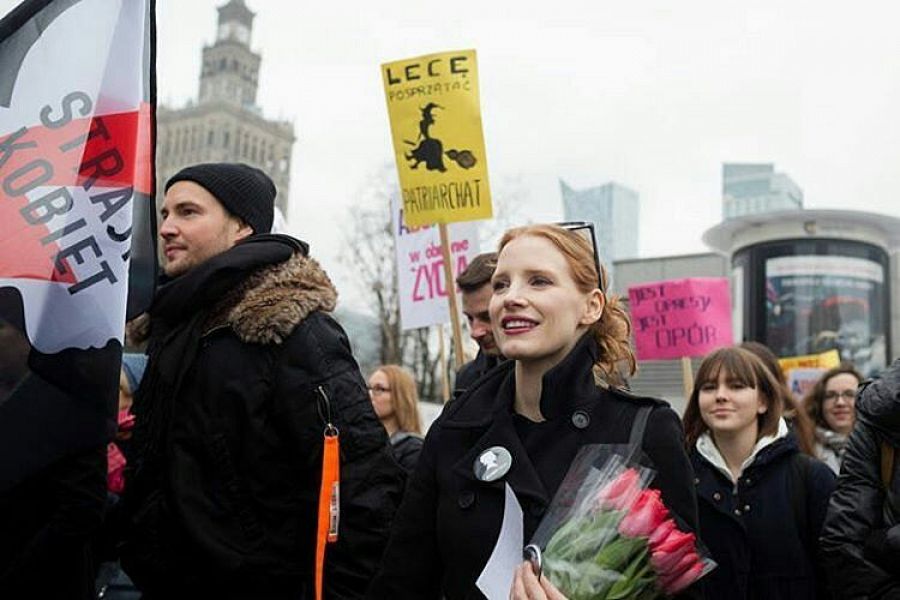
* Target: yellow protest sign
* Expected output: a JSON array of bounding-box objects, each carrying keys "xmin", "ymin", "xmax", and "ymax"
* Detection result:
[
  {"xmin": 381, "ymin": 49, "xmax": 492, "ymax": 227},
  {"xmin": 778, "ymin": 349, "xmax": 841, "ymax": 372}
]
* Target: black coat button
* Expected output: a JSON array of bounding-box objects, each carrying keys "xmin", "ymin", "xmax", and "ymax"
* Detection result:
[
  {"xmin": 571, "ymin": 411, "xmax": 590, "ymax": 429},
  {"xmin": 458, "ymin": 490, "xmax": 475, "ymax": 509},
  {"xmin": 713, "ymin": 492, "xmax": 722, "ymax": 501}
]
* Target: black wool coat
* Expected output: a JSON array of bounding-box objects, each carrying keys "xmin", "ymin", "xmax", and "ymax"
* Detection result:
[
  {"xmin": 368, "ymin": 334, "xmax": 699, "ymax": 600},
  {"xmin": 454, "ymin": 349, "xmax": 503, "ymax": 398},
  {"xmin": 389, "ymin": 431, "xmax": 424, "ymax": 473},
  {"xmin": 691, "ymin": 433, "xmax": 835, "ymax": 600}
]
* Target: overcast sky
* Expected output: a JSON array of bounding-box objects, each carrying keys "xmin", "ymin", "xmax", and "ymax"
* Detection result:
[{"xmin": 3, "ymin": 0, "xmax": 900, "ymax": 311}]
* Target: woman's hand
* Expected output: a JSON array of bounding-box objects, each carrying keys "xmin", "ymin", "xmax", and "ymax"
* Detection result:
[{"xmin": 509, "ymin": 561, "xmax": 568, "ymax": 599}]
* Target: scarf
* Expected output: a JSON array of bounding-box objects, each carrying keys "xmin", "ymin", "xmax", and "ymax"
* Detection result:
[{"xmin": 127, "ymin": 235, "xmax": 302, "ymax": 492}]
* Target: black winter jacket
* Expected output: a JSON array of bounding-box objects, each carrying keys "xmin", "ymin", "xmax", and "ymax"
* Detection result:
[
  {"xmin": 389, "ymin": 431, "xmax": 424, "ymax": 472},
  {"xmin": 454, "ymin": 349, "xmax": 502, "ymax": 398},
  {"xmin": 0, "ymin": 445, "xmax": 106, "ymax": 599},
  {"xmin": 368, "ymin": 333, "xmax": 699, "ymax": 599},
  {"xmin": 822, "ymin": 359, "xmax": 900, "ymax": 599},
  {"xmin": 692, "ymin": 430, "xmax": 835, "ymax": 600},
  {"xmin": 120, "ymin": 235, "xmax": 405, "ymax": 599}
]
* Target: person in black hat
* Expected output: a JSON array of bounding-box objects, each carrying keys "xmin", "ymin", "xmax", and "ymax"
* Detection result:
[
  {"xmin": 158, "ymin": 162, "xmax": 275, "ymax": 277},
  {"xmin": 119, "ymin": 163, "xmax": 404, "ymax": 599}
]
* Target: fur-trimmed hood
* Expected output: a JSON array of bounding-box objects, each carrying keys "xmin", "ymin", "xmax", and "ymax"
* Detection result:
[
  {"xmin": 132, "ymin": 236, "xmax": 337, "ymax": 347},
  {"xmin": 203, "ymin": 252, "xmax": 337, "ymax": 345}
]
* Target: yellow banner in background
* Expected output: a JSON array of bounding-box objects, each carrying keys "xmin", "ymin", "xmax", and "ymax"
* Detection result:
[
  {"xmin": 381, "ymin": 49, "xmax": 492, "ymax": 227},
  {"xmin": 778, "ymin": 349, "xmax": 841, "ymax": 373}
]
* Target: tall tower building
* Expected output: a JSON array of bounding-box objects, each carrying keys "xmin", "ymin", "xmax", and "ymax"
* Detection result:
[
  {"xmin": 560, "ymin": 180, "xmax": 640, "ymax": 290},
  {"xmin": 156, "ymin": 0, "xmax": 295, "ymax": 220},
  {"xmin": 722, "ymin": 163, "xmax": 803, "ymax": 221}
]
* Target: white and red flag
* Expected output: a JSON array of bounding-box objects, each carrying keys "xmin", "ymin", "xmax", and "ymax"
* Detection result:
[{"xmin": 0, "ymin": 0, "xmax": 156, "ymax": 490}]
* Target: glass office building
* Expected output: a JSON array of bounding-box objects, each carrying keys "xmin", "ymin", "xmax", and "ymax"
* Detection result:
[
  {"xmin": 560, "ymin": 180, "xmax": 640, "ymax": 290},
  {"xmin": 722, "ymin": 163, "xmax": 803, "ymax": 220}
]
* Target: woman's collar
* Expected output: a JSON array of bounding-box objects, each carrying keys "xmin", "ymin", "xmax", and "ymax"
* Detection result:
[
  {"xmin": 535, "ymin": 332, "xmax": 599, "ymax": 420},
  {"xmin": 696, "ymin": 418, "xmax": 790, "ymax": 484}
]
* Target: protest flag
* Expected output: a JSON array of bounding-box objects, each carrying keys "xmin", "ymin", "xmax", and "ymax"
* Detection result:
[{"xmin": 0, "ymin": 0, "xmax": 157, "ymax": 492}]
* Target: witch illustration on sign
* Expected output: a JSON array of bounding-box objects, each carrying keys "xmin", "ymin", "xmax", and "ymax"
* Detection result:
[{"xmin": 405, "ymin": 103, "xmax": 477, "ymax": 172}]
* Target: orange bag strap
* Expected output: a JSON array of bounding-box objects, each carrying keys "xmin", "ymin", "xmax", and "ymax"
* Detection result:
[{"xmin": 315, "ymin": 386, "xmax": 341, "ymax": 600}]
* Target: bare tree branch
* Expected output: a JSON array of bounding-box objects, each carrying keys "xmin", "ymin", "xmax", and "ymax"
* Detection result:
[{"xmin": 339, "ymin": 166, "xmax": 443, "ymax": 401}]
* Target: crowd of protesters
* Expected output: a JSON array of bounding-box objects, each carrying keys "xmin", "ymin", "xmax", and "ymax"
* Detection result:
[{"xmin": 1, "ymin": 161, "xmax": 899, "ymax": 599}]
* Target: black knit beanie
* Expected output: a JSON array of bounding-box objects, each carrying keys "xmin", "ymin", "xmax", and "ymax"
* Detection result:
[{"xmin": 165, "ymin": 162, "xmax": 276, "ymax": 234}]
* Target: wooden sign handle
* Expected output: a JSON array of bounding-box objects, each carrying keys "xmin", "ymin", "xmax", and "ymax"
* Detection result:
[
  {"xmin": 681, "ymin": 356, "xmax": 695, "ymax": 403},
  {"xmin": 438, "ymin": 325, "xmax": 451, "ymax": 403},
  {"xmin": 438, "ymin": 223, "xmax": 466, "ymax": 370}
]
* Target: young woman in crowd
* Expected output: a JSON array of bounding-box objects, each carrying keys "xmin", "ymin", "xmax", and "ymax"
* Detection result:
[
  {"xmin": 803, "ymin": 365, "xmax": 862, "ymax": 474},
  {"xmin": 821, "ymin": 360, "xmax": 900, "ymax": 596},
  {"xmin": 368, "ymin": 364, "xmax": 424, "ymax": 472},
  {"xmin": 684, "ymin": 346, "xmax": 836, "ymax": 599},
  {"xmin": 740, "ymin": 341, "xmax": 817, "ymax": 457},
  {"xmin": 368, "ymin": 224, "xmax": 699, "ymax": 599}
]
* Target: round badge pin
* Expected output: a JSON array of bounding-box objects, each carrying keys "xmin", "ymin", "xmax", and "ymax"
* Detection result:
[{"xmin": 474, "ymin": 446, "xmax": 513, "ymax": 482}]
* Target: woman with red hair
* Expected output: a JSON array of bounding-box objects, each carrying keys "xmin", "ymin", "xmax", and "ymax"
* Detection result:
[{"xmin": 369, "ymin": 224, "xmax": 698, "ymax": 599}]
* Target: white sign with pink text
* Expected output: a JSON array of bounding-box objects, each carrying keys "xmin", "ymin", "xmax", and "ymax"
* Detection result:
[{"xmin": 392, "ymin": 195, "xmax": 480, "ymax": 330}]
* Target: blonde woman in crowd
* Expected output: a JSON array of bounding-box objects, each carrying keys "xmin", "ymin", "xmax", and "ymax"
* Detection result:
[{"xmin": 368, "ymin": 364, "xmax": 424, "ymax": 472}]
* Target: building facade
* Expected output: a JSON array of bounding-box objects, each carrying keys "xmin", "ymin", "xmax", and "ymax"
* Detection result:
[
  {"xmin": 706, "ymin": 210, "xmax": 900, "ymax": 378},
  {"xmin": 559, "ymin": 179, "xmax": 640, "ymax": 290},
  {"xmin": 616, "ymin": 210, "xmax": 900, "ymax": 412},
  {"xmin": 156, "ymin": 0, "xmax": 295, "ymax": 219},
  {"xmin": 722, "ymin": 163, "xmax": 803, "ymax": 220}
]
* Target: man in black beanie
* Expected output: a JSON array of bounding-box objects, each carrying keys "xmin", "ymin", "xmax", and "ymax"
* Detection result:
[
  {"xmin": 158, "ymin": 162, "xmax": 274, "ymax": 276},
  {"xmin": 120, "ymin": 163, "xmax": 404, "ymax": 599}
]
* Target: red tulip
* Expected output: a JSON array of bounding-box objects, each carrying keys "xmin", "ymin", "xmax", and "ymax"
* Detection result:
[
  {"xmin": 648, "ymin": 518, "xmax": 676, "ymax": 548},
  {"xmin": 660, "ymin": 561, "xmax": 706, "ymax": 595},
  {"xmin": 618, "ymin": 488, "xmax": 669, "ymax": 538},
  {"xmin": 594, "ymin": 467, "xmax": 641, "ymax": 510},
  {"xmin": 661, "ymin": 550, "xmax": 700, "ymax": 581},
  {"xmin": 650, "ymin": 530, "xmax": 696, "ymax": 574},
  {"xmin": 653, "ymin": 528, "xmax": 696, "ymax": 555}
]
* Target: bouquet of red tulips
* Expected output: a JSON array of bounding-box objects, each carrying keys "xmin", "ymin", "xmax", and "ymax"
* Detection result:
[{"xmin": 527, "ymin": 448, "xmax": 714, "ymax": 599}]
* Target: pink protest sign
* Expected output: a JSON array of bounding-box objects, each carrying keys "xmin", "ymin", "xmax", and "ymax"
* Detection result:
[{"xmin": 628, "ymin": 278, "xmax": 733, "ymax": 361}]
